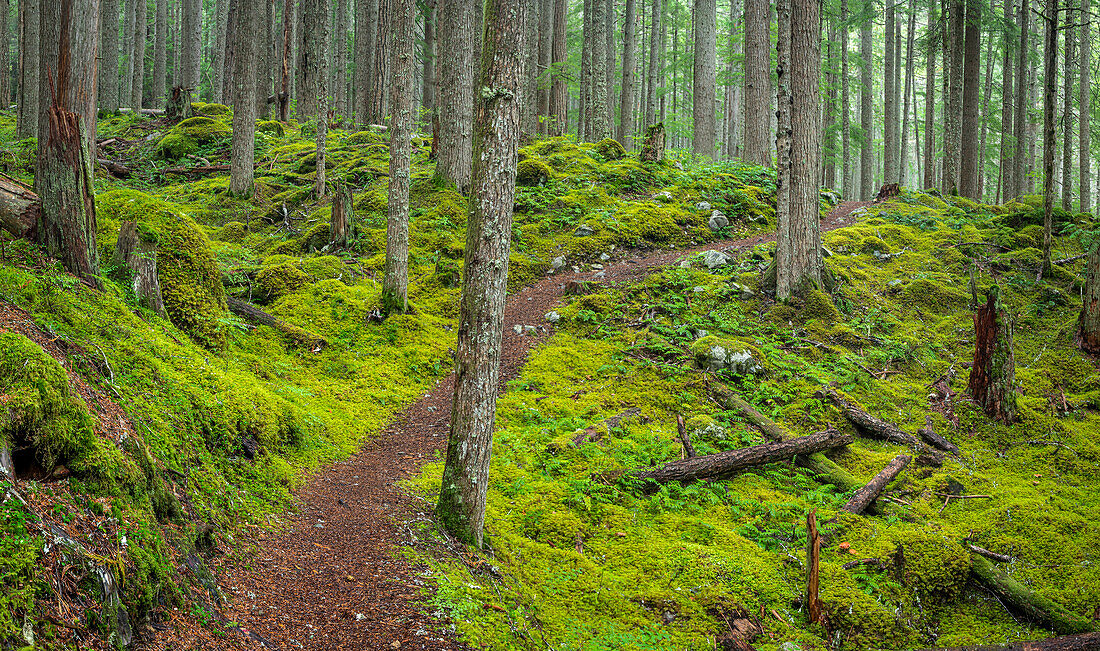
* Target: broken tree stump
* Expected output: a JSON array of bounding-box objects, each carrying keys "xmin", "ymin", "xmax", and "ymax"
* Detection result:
[
  {"xmin": 111, "ymin": 221, "xmax": 167, "ymax": 317},
  {"xmin": 330, "ymin": 182, "xmax": 353, "ymax": 248},
  {"xmin": 817, "ymin": 387, "xmax": 943, "ymax": 465},
  {"xmin": 969, "ymin": 555, "xmax": 1096, "ymax": 636},
  {"xmin": 841, "ymin": 454, "xmax": 911, "ymax": 514},
  {"xmin": 968, "ymin": 287, "xmax": 1017, "ymax": 423},
  {"xmin": 166, "ymin": 86, "xmax": 193, "ymax": 120},
  {"xmin": 630, "ymin": 428, "xmax": 853, "ymax": 486},
  {"xmin": 640, "ymin": 122, "xmax": 665, "ymax": 162},
  {"xmin": 1077, "ymin": 242, "xmax": 1100, "ymax": 354},
  {"xmin": 0, "ymin": 172, "xmax": 40, "ymax": 239},
  {"xmin": 806, "ymin": 509, "xmax": 825, "ymax": 626},
  {"xmin": 227, "ymin": 297, "xmax": 327, "ymax": 350}
]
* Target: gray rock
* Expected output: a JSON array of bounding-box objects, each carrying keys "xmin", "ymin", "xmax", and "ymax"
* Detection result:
[
  {"xmin": 512, "ymin": 324, "xmax": 524, "ymax": 334},
  {"xmin": 700, "ymin": 249, "xmax": 732, "ymax": 269},
  {"xmin": 544, "ymin": 310, "xmax": 561, "ymax": 323},
  {"xmin": 695, "ymin": 201, "xmax": 712, "ymax": 212},
  {"xmin": 820, "ymin": 189, "xmax": 842, "ymax": 205},
  {"xmin": 599, "ymin": 252, "xmax": 611, "ymax": 261},
  {"xmin": 593, "ymin": 271, "xmax": 606, "ymax": 279},
  {"xmin": 707, "ymin": 210, "xmax": 729, "ymax": 232},
  {"xmin": 780, "ymin": 643, "xmax": 802, "ymax": 651},
  {"xmin": 654, "ymin": 191, "xmax": 673, "ymax": 202},
  {"xmin": 551, "ymin": 256, "xmax": 566, "ymax": 270},
  {"xmin": 574, "ymin": 225, "xmax": 595, "ymax": 237},
  {"xmin": 697, "ymin": 344, "xmax": 764, "ymax": 375},
  {"xmin": 694, "ymin": 329, "xmax": 709, "ymax": 339},
  {"xmin": 731, "ymin": 282, "xmax": 756, "ymax": 299}
]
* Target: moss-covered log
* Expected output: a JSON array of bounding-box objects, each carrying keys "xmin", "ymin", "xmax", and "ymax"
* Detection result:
[
  {"xmin": 968, "ymin": 286, "xmax": 1017, "ymax": 423},
  {"xmin": 918, "ymin": 632, "xmax": 1100, "ymax": 650},
  {"xmin": 841, "ymin": 454, "xmax": 911, "ymax": 514},
  {"xmin": 631, "ymin": 428, "xmax": 854, "ymax": 485},
  {"xmin": 0, "ymin": 172, "xmax": 39, "ymax": 239},
  {"xmin": 969, "ymin": 555, "xmax": 1097, "ymax": 636},
  {"xmin": 226, "ymin": 297, "xmax": 327, "ymax": 350},
  {"xmin": 818, "ymin": 387, "xmax": 943, "ymax": 464}
]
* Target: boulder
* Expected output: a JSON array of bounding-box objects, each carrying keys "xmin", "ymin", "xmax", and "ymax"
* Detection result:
[{"xmin": 707, "ymin": 210, "xmax": 729, "ymax": 232}]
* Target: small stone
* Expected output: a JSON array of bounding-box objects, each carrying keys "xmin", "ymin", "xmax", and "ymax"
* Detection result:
[
  {"xmin": 512, "ymin": 324, "xmax": 523, "ymax": 334},
  {"xmin": 694, "ymin": 201, "xmax": 712, "ymax": 212},
  {"xmin": 523, "ymin": 325, "xmax": 538, "ymax": 335},
  {"xmin": 391, "ymin": 641, "xmax": 402, "ymax": 649},
  {"xmin": 695, "ymin": 329, "xmax": 708, "ymax": 339},
  {"xmin": 551, "ymin": 255, "xmax": 566, "ymax": 269},
  {"xmin": 707, "ymin": 210, "xmax": 729, "ymax": 232},
  {"xmin": 699, "ymin": 249, "xmax": 731, "ymax": 269},
  {"xmin": 593, "ymin": 271, "xmax": 606, "ymax": 279},
  {"xmin": 544, "ymin": 311, "xmax": 561, "ymax": 323},
  {"xmin": 574, "ymin": 225, "xmax": 595, "ymax": 237},
  {"xmin": 599, "ymin": 253, "xmax": 611, "ymax": 261},
  {"xmin": 355, "ymin": 613, "xmax": 366, "ymax": 621},
  {"xmin": 590, "ymin": 263, "xmax": 603, "ymax": 270},
  {"xmin": 654, "ymin": 191, "xmax": 673, "ymax": 202}
]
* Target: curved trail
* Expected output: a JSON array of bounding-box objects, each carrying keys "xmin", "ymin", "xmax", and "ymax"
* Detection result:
[{"xmin": 159, "ymin": 203, "xmax": 863, "ymax": 650}]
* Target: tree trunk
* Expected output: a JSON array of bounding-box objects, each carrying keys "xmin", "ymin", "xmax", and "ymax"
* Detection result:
[
  {"xmin": 640, "ymin": 122, "xmax": 665, "ymax": 161},
  {"xmin": 1014, "ymin": 0, "xmax": 1030, "ymax": 198},
  {"xmin": 818, "ymin": 387, "xmax": 942, "ymax": 461},
  {"xmin": 588, "ymin": 0, "xmax": 610, "ymax": 139},
  {"xmin": 644, "ymin": 0, "xmax": 660, "ymax": 129},
  {"xmin": 212, "ymin": 0, "xmax": 228, "ymax": 103},
  {"xmin": 17, "ymin": 0, "xmax": 40, "ymax": 139},
  {"xmin": 659, "ymin": 0, "xmax": 667, "ymax": 123},
  {"xmin": 422, "ymin": 0, "xmax": 437, "ymax": 122},
  {"xmin": 1080, "ymin": 0, "xmax": 1091, "ymax": 212},
  {"xmin": 111, "ymin": 222, "xmax": 166, "ymax": 316},
  {"xmin": 166, "ymin": 85, "xmax": 192, "ymax": 119},
  {"xmin": 535, "ymin": 0, "xmax": 552, "ymax": 131},
  {"xmin": 859, "ymin": 19, "xmax": 873, "ymax": 199},
  {"xmin": 299, "ymin": 0, "xmax": 328, "ymax": 121},
  {"xmin": 603, "ymin": 0, "xmax": 613, "ymax": 133},
  {"xmin": 842, "ymin": 454, "xmax": 911, "ymax": 514},
  {"xmin": 130, "ymin": 0, "xmax": 145, "ymax": 110},
  {"xmin": 776, "ymin": 0, "xmax": 822, "ymax": 300},
  {"xmin": 383, "ymin": 0, "xmax": 414, "ymax": 315},
  {"xmin": 958, "ymin": 0, "xmax": 980, "ymax": 198},
  {"xmin": 977, "ymin": 14, "xmax": 994, "ymax": 199},
  {"xmin": 36, "ymin": 0, "xmax": 101, "ymax": 288},
  {"xmin": 1062, "ymin": 12, "xmax": 1075, "ymax": 212},
  {"xmin": 355, "ymin": 0, "xmax": 378, "ymax": 125},
  {"xmin": 153, "ymin": 0, "xmax": 166, "ymax": 107},
  {"xmin": 0, "ymin": 172, "xmax": 40, "ymax": 239},
  {"xmin": 618, "ymin": 0, "xmax": 637, "ymax": 146},
  {"xmin": 280, "ymin": 0, "xmax": 292, "ymax": 121},
  {"xmin": 806, "ymin": 509, "xmax": 824, "ymax": 625},
  {"xmin": 548, "ymin": 0, "xmax": 568, "ymax": 135},
  {"xmin": 630, "ymin": 429, "xmax": 854, "ymax": 485},
  {"xmin": 122, "ymin": 0, "xmax": 136, "ymax": 109},
  {"xmin": 1040, "ymin": 0, "xmax": 1056, "ymax": 279},
  {"xmin": 436, "ymin": 0, "xmax": 475, "ymax": 190},
  {"xmin": 1079, "ymin": 242, "xmax": 1100, "ymax": 353},
  {"xmin": 330, "ymin": 182, "xmax": 353, "ymax": 248},
  {"xmin": 884, "ymin": 4, "xmax": 897, "ymax": 185},
  {"xmin": 99, "ymin": 0, "xmax": 121, "ymax": 112},
  {"xmin": 823, "ymin": 25, "xmax": 836, "ymax": 189},
  {"xmin": 968, "ymin": 287, "xmax": 1017, "ymax": 423},
  {"xmin": 580, "ymin": 0, "xmax": 591, "ymax": 139},
  {"xmin": 841, "ymin": 0, "xmax": 851, "ymax": 196},
  {"xmin": 333, "ymin": 0, "xmax": 349, "ymax": 118},
  {"xmin": 1000, "ymin": 0, "xmax": 1016, "ymax": 202},
  {"xmin": 229, "ymin": 0, "xmax": 261, "ymax": 197},
  {"xmin": 900, "ymin": 5, "xmax": 915, "ymax": 186},
  {"xmin": 437, "ymin": 0, "xmax": 527, "ymax": 549},
  {"xmin": 692, "ymin": 0, "xmax": 716, "ymax": 156},
  {"xmin": 368, "ymin": 0, "xmax": 391, "ymax": 123},
  {"xmin": 943, "ymin": 0, "xmax": 963, "ymax": 195},
  {"xmin": 0, "ymin": 0, "xmax": 8, "ymax": 110},
  {"xmin": 969, "ymin": 555, "xmax": 1097, "ymax": 635},
  {"xmin": 312, "ymin": 0, "xmax": 330, "ymax": 197},
  {"xmin": 923, "ymin": 1, "xmax": 937, "ymax": 191},
  {"xmin": 181, "ymin": 0, "xmax": 199, "ymax": 91},
  {"xmin": 522, "ymin": 0, "xmax": 540, "ymax": 135},
  {"xmin": 742, "ymin": 0, "xmax": 770, "ymax": 165}
]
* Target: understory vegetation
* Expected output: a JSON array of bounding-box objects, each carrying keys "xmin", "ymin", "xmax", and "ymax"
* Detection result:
[{"xmin": 1, "ymin": 105, "xmax": 1098, "ymax": 649}]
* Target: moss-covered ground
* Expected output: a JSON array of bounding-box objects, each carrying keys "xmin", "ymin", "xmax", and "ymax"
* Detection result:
[
  {"xmin": 404, "ymin": 191, "xmax": 1100, "ymax": 649},
  {"xmin": 0, "ymin": 108, "xmax": 781, "ymax": 647}
]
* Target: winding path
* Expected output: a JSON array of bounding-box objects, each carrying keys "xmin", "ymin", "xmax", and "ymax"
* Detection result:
[{"xmin": 155, "ymin": 204, "xmax": 862, "ymax": 650}]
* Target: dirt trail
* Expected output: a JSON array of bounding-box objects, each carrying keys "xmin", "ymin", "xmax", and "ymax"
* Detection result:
[{"xmin": 152, "ymin": 204, "xmax": 862, "ymax": 651}]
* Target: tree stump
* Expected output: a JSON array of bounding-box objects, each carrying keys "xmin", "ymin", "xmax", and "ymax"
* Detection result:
[
  {"xmin": 640, "ymin": 122, "xmax": 665, "ymax": 162},
  {"xmin": 1077, "ymin": 242, "xmax": 1100, "ymax": 354},
  {"xmin": 166, "ymin": 85, "xmax": 193, "ymax": 120},
  {"xmin": 330, "ymin": 182, "xmax": 353, "ymax": 248},
  {"xmin": 0, "ymin": 172, "xmax": 40, "ymax": 239},
  {"xmin": 111, "ymin": 221, "xmax": 166, "ymax": 317},
  {"xmin": 967, "ymin": 286, "xmax": 1017, "ymax": 423}
]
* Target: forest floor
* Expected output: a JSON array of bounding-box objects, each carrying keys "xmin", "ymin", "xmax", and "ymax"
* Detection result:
[{"xmin": 144, "ymin": 205, "xmax": 860, "ymax": 651}]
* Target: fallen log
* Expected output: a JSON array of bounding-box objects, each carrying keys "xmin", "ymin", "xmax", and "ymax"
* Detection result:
[
  {"xmin": 226, "ymin": 297, "xmax": 327, "ymax": 351},
  {"xmin": 917, "ymin": 415, "xmax": 959, "ymax": 454},
  {"xmin": 0, "ymin": 172, "xmax": 39, "ymax": 239},
  {"xmin": 718, "ymin": 390, "xmax": 861, "ymax": 492},
  {"xmin": 841, "ymin": 454, "xmax": 911, "ymax": 514},
  {"xmin": 917, "ymin": 632, "xmax": 1100, "ymax": 650},
  {"xmin": 817, "ymin": 387, "xmax": 943, "ymax": 465},
  {"xmin": 967, "ymin": 543, "xmax": 1014, "ymax": 563},
  {"xmin": 97, "ymin": 158, "xmax": 131, "ymax": 178},
  {"xmin": 969, "ymin": 555, "xmax": 1097, "ymax": 636},
  {"xmin": 676, "ymin": 414, "xmax": 696, "ymax": 458},
  {"xmin": 630, "ymin": 428, "xmax": 854, "ymax": 485},
  {"xmin": 163, "ymin": 164, "xmax": 230, "ymax": 175}
]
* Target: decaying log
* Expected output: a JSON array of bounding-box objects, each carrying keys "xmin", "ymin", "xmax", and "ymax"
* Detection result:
[
  {"xmin": 163, "ymin": 164, "xmax": 231, "ymax": 175},
  {"xmin": 97, "ymin": 158, "xmax": 131, "ymax": 178},
  {"xmin": 719, "ymin": 390, "xmax": 861, "ymax": 492},
  {"xmin": 968, "ymin": 287, "xmax": 1018, "ymax": 423},
  {"xmin": 917, "ymin": 415, "xmax": 959, "ymax": 454},
  {"xmin": 967, "ymin": 544, "xmax": 1014, "ymax": 563},
  {"xmin": 640, "ymin": 122, "xmax": 665, "ymax": 162},
  {"xmin": 817, "ymin": 387, "xmax": 943, "ymax": 465},
  {"xmin": 806, "ymin": 510, "xmax": 824, "ymax": 625},
  {"xmin": 677, "ymin": 414, "xmax": 696, "ymax": 458},
  {"xmin": 226, "ymin": 297, "xmax": 327, "ymax": 350},
  {"xmin": 969, "ymin": 555, "xmax": 1097, "ymax": 636},
  {"xmin": 841, "ymin": 454, "xmax": 911, "ymax": 514},
  {"xmin": 630, "ymin": 428, "xmax": 854, "ymax": 485},
  {"xmin": 918, "ymin": 632, "xmax": 1100, "ymax": 650},
  {"xmin": 111, "ymin": 221, "xmax": 166, "ymax": 317},
  {"xmin": 0, "ymin": 172, "xmax": 39, "ymax": 239}
]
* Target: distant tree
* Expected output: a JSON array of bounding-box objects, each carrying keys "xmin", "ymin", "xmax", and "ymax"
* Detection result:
[
  {"xmin": 438, "ymin": 0, "xmax": 528, "ymax": 548},
  {"xmin": 0, "ymin": 0, "xmax": 8, "ymax": 109},
  {"xmin": 311, "ymin": 0, "xmax": 330, "ymax": 197},
  {"xmin": 999, "ymin": 0, "xmax": 1015, "ymax": 202},
  {"xmin": 841, "ymin": 0, "xmax": 851, "ymax": 196},
  {"xmin": 536, "ymin": 0, "xmax": 553, "ymax": 132},
  {"xmin": 548, "ymin": 0, "xmax": 568, "ymax": 135},
  {"xmin": 99, "ymin": 0, "xmax": 121, "ymax": 112},
  {"xmin": 181, "ymin": 0, "xmax": 200, "ymax": 92},
  {"xmin": 923, "ymin": 1, "xmax": 937, "ymax": 191},
  {"xmin": 618, "ymin": 0, "xmax": 637, "ymax": 147},
  {"xmin": 383, "ymin": 0, "xmax": 416, "ymax": 315},
  {"xmin": 129, "ymin": 0, "xmax": 146, "ymax": 110},
  {"xmin": 354, "ymin": 0, "xmax": 377, "ymax": 125},
  {"xmin": 436, "ymin": 0, "xmax": 475, "ymax": 189},
  {"xmin": 17, "ymin": 0, "xmax": 41, "ymax": 139},
  {"xmin": 943, "ymin": 0, "xmax": 963, "ymax": 195},
  {"xmin": 743, "ymin": 0, "xmax": 770, "ymax": 165},
  {"xmin": 229, "ymin": 0, "xmax": 262, "ymax": 197},
  {"xmin": 692, "ymin": 0, "xmax": 716, "ymax": 157},
  {"xmin": 859, "ymin": 13, "xmax": 872, "ymax": 199},
  {"xmin": 1013, "ymin": 0, "xmax": 1030, "ymax": 198},
  {"xmin": 884, "ymin": 4, "xmax": 897, "ymax": 185},
  {"xmin": 1081, "ymin": 0, "xmax": 1091, "ymax": 213},
  {"xmin": 153, "ymin": 0, "xmax": 167, "ymax": 106},
  {"xmin": 1061, "ymin": 6, "xmax": 1075, "ymax": 212},
  {"xmin": 1039, "ymin": 0, "xmax": 1057, "ymax": 280},
  {"xmin": 958, "ymin": 0, "xmax": 981, "ymax": 199}
]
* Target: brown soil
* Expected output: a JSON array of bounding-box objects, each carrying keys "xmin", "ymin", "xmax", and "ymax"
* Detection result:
[{"xmin": 135, "ymin": 204, "xmax": 863, "ymax": 651}]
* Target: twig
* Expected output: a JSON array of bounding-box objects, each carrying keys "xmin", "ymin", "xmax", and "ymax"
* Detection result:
[
  {"xmin": 968, "ymin": 544, "xmax": 1015, "ymax": 563},
  {"xmin": 932, "ymin": 493, "xmax": 992, "ymax": 499}
]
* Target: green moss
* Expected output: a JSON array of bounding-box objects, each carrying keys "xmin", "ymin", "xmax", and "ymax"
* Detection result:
[
  {"xmin": 301, "ymin": 222, "xmax": 332, "ymax": 252},
  {"xmin": 257, "ymin": 120, "xmax": 285, "ymax": 136},
  {"xmin": 191, "ymin": 102, "xmax": 232, "ymax": 117},
  {"xmin": 594, "ymin": 138, "xmax": 627, "ymax": 160},
  {"xmin": 255, "ymin": 264, "xmax": 309, "ymax": 303},
  {"xmin": 175, "ymin": 116, "xmax": 230, "ymax": 142},
  {"xmin": 347, "ymin": 130, "xmax": 385, "ymax": 145},
  {"xmin": 516, "ymin": 158, "xmax": 553, "ymax": 186},
  {"xmin": 900, "ymin": 277, "xmax": 969, "ymax": 315},
  {"xmin": 217, "ymin": 221, "xmax": 247, "ymax": 242},
  {"xmin": 860, "ymin": 236, "xmax": 892, "ymax": 255},
  {"xmin": 155, "ymin": 132, "xmax": 199, "ymax": 160},
  {"xmin": 798, "ymin": 289, "xmax": 840, "ymax": 324}
]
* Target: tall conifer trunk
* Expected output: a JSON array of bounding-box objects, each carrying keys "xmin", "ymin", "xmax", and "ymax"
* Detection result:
[
  {"xmin": 549, "ymin": 0, "xmax": 568, "ymax": 135},
  {"xmin": 229, "ymin": 0, "xmax": 261, "ymax": 197},
  {"xmin": 859, "ymin": 16, "xmax": 872, "ymax": 199},
  {"xmin": 743, "ymin": 0, "xmax": 770, "ymax": 165},
  {"xmin": 958, "ymin": 0, "xmax": 980, "ymax": 199},
  {"xmin": 383, "ymin": 0, "xmax": 416, "ymax": 314},
  {"xmin": 99, "ymin": 0, "xmax": 121, "ymax": 112},
  {"xmin": 1081, "ymin": 0, "xmax": 1092, "ymax": 212},
  {"xmin": 692, "ymin": 0, "xmax": 716, "ymax": 156},
  {"xmin": 436, "ymin": 0, "xmax": 475, "ymax": 189},
  {"xmin": 619, "ymin": 0, "xmax": 637, "ymax": 146}
]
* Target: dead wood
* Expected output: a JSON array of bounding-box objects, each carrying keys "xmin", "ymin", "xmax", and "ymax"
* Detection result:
[
  {"xmin": 917, "ymin": 415, "xmax": 959, "ymax": 454},
  {"xmin": 0, "ymin": 172, "xmax": 40, "ymax": 239},
  {"xmin": 97, "ymin": 158, "xmax": 131, "ymax": 178},
  {"xmin": 111, "ymin": 221, "xmax": 166, "ymax": 317},
  {"xmin": 806, "ymin": 510, "xmax": 824, "ymax": 626},
  {"xmin": 967, "ymin": 544, "xmax": 1014, "ymax": 563},
  {"xmin": 841, "ymin": 454, "xmax": 911, "ymax": 514},
  {"xmin": 226, "ymin": 297, "xmax": 327, "ymax": 350},
  {"xmin": 968, "ymin": 555, "xmax": 1097, "ymax": 636},
  {"xmin": 817, "ymin": 387, "xmax": 943, "ymax": 465},
  {"xmin": 915, "ymin": 632, "xmax": 1100, "ymax": 650},
  {"xmin": 676, "ymin": 414, "xmax": 696, "ymax": 458}
]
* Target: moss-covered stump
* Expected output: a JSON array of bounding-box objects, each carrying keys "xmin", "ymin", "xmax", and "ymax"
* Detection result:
[{"xmin": 968, "ymin": 287, "xmax": 1017, "ymax": 423}]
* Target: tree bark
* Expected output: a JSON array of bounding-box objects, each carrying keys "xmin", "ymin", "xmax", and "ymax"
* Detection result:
[
  {"xmin": 300, "ymin": 0, "xmax": 328, "ymax": 121},
  {"xmin": 1080, "ymin": 0, "xmax": 1091, "ymax": 212},
  {"xmin": 212, "ymin": 0, "xmax": 228, "ymax": 103},
  {"xmin": 1000, "ymin": 0, "xmax": 1016, "ymax": 202},
  {"xmin": 354, "ymin": 0, "xmax": 378, "ymax": 125},
  {"xmin": 333, "ymin": 0, "xmax": 349, "ymax": 118},
  {"xmin": 330, "ymin": 182, "xmax": 353, "ymax": 248},
  {"xmin": 640, "ymin": 122, "xmax": 665, "ymax": 161},
  {"xmin": 692, "ymin": 0, "xmax": 716, "ymax": 156},
  {"xmin": 841, "ymin": 454, "xmax": 911, "ymax": 514},
  {"xmin": 153, "ymin": 0, "xmax": 166, "ymax": 107},
  {"xmin": 367, "ymin": 0, "xmax": 391, "ymax": 123},
  {"xmin": 1062, "ymin": 10, "xmax": 1075, "ymax": 212},
  {"xmin": 548, "ymin": 0, "xmax": 568, "ymax": 135},
  {"xmin": 181, "ymin": 0, "xmax": 200, "ymax": 91},
  {"xmin": 422, "ymin": 0, "xmax": 438, "ymax": 122},
  {"xmin": 122, "ymin": 0, "xmax": 136, "ymax": 110},
  {"xmin": 884, "ymin": 4, "xmax": 897, "ymax": 186},
  {"xmin": 229, "ymin": 0, "xmax": 261, "ymax": 197},
  {"xmin": 130, "ymin": 0, "xmax": 145, "ymax": 110},
  {"xmin": 588, "ymin": 0, "xmax": 610, "ymax": 139},
  {"xmin": 99, "ymin": 0, "xmax": 121, "ymax": 112},
  {"xmin": 0, "ymin": 0, "xmax": 9, "ymax": 110},
  {"xmin": 437, "ymin": 0, "xmax": 527, "ymax": 549},
  {"xmin": 630, "ymin": 429, "xmax": 854, "ymax": 485},
  {"xmin": 859, "ymin": 18, "xmax": 873, "ymax": 199},
  {"xmin": 916, "ymin": 415, "xmax": 959, "ymax": 454},
  {"xmin": 968, "ymin": 287, "xmax": 1017, "ymax": 423},
  {"xmin": 313, "ymin": 0, "xmax": 330, "ymax": 197},
  {"xmin": 969, "ymin": 555, "xmax": 1097, "ymax": 636},
  {"xmin": 958, "ymin": 0, "xmax": 980, "ymax": 198},
  {"xmin": 823, "ymin": 24, "xmax": 837, "ymax": 189},
  {"xmin": 436, "ymin": 0, "xmax": 475, "ymax": 190},
  {"xmin": 841, "ymin": 0, "xmax": 851, "ymax": 196},
  {"xmin": 806, "ymin": 510, "xmax": 824, "ymax": 625},
  {"xmin": 644, "ymin": 0, "xmax": 660, "ymax": 129},
  {"xmin": 17, "ymin": 0, "xmax": 40, "ymax": 139},
  {"xmin": 166, "ymin": 85, "xmax": 192, "ymax": 119},
  {"xmin": 226, "ymin": 297, "xmax": 327, "ymax": 350},
  {"xmin": 1040, "ymin": 0, "xmax": 1056, "ymax": 279},
  {"xmin": 383, "ymin": 0, "xmax": 414, "ymax": 315},
  {"xmin": 280, "ymin": 0, "xmax": 293, "ymax": 122},
  {"xmin": 818, "ymin": 387, "xmax": 942, "ymax": 461},
  {"xmin": 943, "ymin": 0, "xmax": 964, "ymax": 195},
  {"xmin": 1013, "ymin": 0, "xmax": 1030, "ymax": 198},
  {"xmin": 0, "ymin": 172, "xmax": 40, "ymax": 239},
  {"xmin": 618, "ymin": 0, "xmax": 637, "ymax": 147},
  {"xmin": 900, "ymin": 5, "xmax": 915, "ymax": 186},
  {"xmin": 1079, "ymin": 242, "xmax": 1100, "ymax": 353},
  {"xmin": 111, "ymin": 221, "xmax": 166, "ymax": 316},
  {"xmin": 923, "ymin": 1, "xmax": 937, "ymax": 191},
  {"xmin": 743, "ymin": 0, "xmax": 770, "ymax": 165},
  {"xmin": 36, "ymin": 0, "xmax": 101, "ymax": 288},
  {"xmin": 918, "ymin": 632, "xmax": 1100, "ymax": 650}
]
